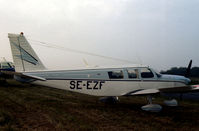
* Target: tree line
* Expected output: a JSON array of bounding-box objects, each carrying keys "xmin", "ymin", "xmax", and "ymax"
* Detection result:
[{"xmin": 161, "ymin": 67, "xmax": 199, "ymax": 77}]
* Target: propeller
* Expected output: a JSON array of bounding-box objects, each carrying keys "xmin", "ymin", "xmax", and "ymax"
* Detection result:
[{"xmin": 185, "ymin": 60, "xmax": 192, "ymax": 78}]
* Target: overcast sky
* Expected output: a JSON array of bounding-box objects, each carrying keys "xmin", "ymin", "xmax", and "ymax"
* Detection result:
[{"xmin": 0, "ymin": 0, "xmax": 199, "ymax": 70}]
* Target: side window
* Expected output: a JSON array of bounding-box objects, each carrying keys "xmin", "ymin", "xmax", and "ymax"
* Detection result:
[
  {"xmin": 140, "ymin": 68, "xmax": 154, "ymax": 78},
  {"xmin": 108, "ymin": 70, "xmax": 123, "ymax": 79},
  {"xmin": 127, "ymin": 69, "xmax": 139, "ymax": 79}
]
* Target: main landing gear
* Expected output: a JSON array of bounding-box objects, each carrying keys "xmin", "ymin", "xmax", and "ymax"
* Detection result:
[
  {"xmin": 164, "ymin": 99, "xmax": 178, "ymax": 106},
  {"xmin": 141, "ymin": 95, "xmax": 162, "ymax": 112},
  {"xmin": 141, "ymin": 96, "xmax": 178, "ymax": 112}
]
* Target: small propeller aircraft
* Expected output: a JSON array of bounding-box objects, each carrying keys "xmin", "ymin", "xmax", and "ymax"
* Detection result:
[
  {"xmin": 2, "ymin": 32, "xmax": 199, "ymax": 112},
  {"xmin": 0, "ymin": 57, "xmax": 15, "ymax": 81},
  {"xmin": 0, "ymin": 57, "xmax": 15, "ymax": 72}
]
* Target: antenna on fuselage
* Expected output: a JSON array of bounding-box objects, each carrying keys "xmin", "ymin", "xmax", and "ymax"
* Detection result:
[
  {"xmin": 28, "ymin": 39, "xmax": 137, "ymax": 64},
  {"xmin": 82, "ymin": 58, "xmax": 98, "ymax": 68}
]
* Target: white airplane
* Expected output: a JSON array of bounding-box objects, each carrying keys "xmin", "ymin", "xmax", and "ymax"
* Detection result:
[{"xmin": 2, "ymin": 32, "xmax": 199, "ymax": 112}]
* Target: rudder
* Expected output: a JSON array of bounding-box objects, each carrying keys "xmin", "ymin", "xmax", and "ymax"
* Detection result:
[{"xmin": 8, "ymin": 33, "xmax": 46, "ymax": 72}]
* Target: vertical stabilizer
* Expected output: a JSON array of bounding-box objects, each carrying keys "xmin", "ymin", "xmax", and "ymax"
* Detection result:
[{"xmin": 8, "ymin": 33, "xmax": 46, "ymax": 72}]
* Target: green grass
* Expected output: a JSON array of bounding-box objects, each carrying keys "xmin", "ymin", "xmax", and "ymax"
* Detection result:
[
  {"xmin": 0, "ymin": 80, "xmax": 199, "ymax": 130},
  {"xmin": 190, "ymin": 77, "xmax": 199, "ymax": 85}
]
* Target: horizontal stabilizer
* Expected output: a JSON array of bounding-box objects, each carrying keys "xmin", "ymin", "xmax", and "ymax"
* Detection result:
[
  {"xmin": 22, "ymin": 74, "xmax": 46, "ymax": 81},
  {"xmin": 1, "ymin": 71, "xmax": 46, "ymax": 81}
]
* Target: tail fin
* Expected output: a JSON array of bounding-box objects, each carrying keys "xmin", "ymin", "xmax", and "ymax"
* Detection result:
[{"xmin": 8, "ymin": 33, "xmax": 46, "ymax": 72}]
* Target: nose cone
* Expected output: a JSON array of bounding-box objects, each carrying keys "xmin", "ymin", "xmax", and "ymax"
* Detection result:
[
  {"xmin": 185, "ymin": 77, "xmax": 191, "ymax": 84},
  {"xmin": 178, "ymin": 76, "xmax": 191, "ymax": 84}
]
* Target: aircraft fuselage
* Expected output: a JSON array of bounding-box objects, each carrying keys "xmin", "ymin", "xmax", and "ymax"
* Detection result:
[{"xmin": 23, "ymin": 67, "xmax": 190, "ymax": 96}]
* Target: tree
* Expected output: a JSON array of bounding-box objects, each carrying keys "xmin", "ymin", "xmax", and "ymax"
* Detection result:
[{"xmin": 161, "ymin": 67, "xmax": 199, "ymax": 77}]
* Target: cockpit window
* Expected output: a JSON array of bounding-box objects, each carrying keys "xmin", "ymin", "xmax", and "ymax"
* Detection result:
[
  {"xmin": 152, "ymin": 68, "xmax": 162, "ymax": 78},
  {"xmin": 108, "ymin": 70, "xmax": 123, "ymax": 79},
  {"xmin": 127, "ymin": 69, "xmax": 139, "ymax": 79},
  {"xmin": 155, "ymin": 72, "xmax": 161, "ymax": 78},
  {"xmin": 140, "ymin": 68, "xmax": 154, "ymax": 78}
]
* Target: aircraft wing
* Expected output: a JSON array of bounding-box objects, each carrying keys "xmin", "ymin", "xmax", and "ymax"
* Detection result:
[
  {"xmin": 159, "ymin": 85, "xmax": 199, "ymax": 93},
  {"xmin": 126, "ymin": 85, "xmax": 199, "ymax": 96},
  {"xmin": 125, "ymin": 89, "xmax": 160, "ymax": 96},
  {"xmin": 0, "ymin": 71, "xmax": 46, "ymax": 81},
  {"xmin": 190, "ymin": 85, "xmax": 199, "ymax": 91}
]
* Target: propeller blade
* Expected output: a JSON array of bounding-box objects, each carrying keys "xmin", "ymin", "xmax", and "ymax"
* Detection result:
[{"xmin": 185, "ymin": 60, "xmax": 192, "ymax": 77}]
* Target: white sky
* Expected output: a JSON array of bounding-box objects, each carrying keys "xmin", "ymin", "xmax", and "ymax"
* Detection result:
[{"xmin": 0, "ymin": 0, "xmax": 199, "ymax": 70}]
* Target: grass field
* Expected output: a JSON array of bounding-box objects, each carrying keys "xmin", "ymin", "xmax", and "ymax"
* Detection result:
[{"xmin": 0, "ymin": 80, "xmax": 199, "ymax": 131}]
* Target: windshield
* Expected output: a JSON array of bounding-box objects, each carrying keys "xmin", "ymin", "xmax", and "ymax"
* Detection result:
[{"xmin": 151, "ymin": 68, "xmax": 162, "ymax": 78}]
